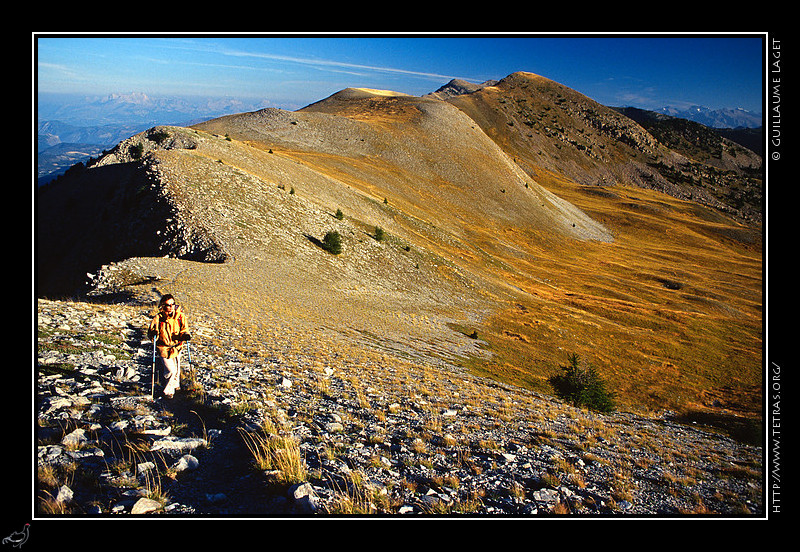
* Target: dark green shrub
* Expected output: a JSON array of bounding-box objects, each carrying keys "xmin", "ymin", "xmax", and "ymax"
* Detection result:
[
  {"xmin": 374, "ymin": 227, "xmax": 385, "ymax": 242},
  {"xmin": 129, "ymin": 143, "xmax": 144, "ymax": 160},
  {"xmin": 548, "ymin": 353, "xmax": 615, "ymax": 412},
  {"xmin": 150, "ymin": 130, "xmax": 170, "ymax": 144},
  {"xmin": 322, "ymin": 231, "xmax": 342, "ymax": 255},
  {"xmin": 335, "ymin": 208, "xmax": 344, "ymax": 220}
]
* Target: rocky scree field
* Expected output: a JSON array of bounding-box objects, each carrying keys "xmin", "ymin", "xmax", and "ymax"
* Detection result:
[{"xmin": 36, "ymin": 298, "xmax": 763, "ymax": 516}]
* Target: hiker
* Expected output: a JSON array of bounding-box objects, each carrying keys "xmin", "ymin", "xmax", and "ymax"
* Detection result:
[{"xmin": 148, "ymin": 294, "xmax": 191, "ymax": 399}]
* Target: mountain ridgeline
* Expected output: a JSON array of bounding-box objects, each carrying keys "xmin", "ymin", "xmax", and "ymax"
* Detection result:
[{"xmin": 36, "ymin": 71, "xmax": 763, "ymax": 418}]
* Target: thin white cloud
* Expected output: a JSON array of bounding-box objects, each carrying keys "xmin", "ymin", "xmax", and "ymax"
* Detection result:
[
  {"xmin": 224, "ymin": 48, "xmax": 456, "ymax": 82},
  {"xmin": 167, "ymin": 38, "xmax": 463, "ymax": 83},
  {"xmin": 37, "ymin": 61, "xmax": 79, "ymax": 78}
]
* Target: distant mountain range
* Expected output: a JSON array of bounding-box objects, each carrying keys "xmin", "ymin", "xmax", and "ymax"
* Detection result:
[
  {"xmin": 613, "ymin": 107, "xmax": 764, "ymax": 157},
  {"xmin": 655, "ymin": 105, "xmax": 762, "ymax": 130},
  {"xmin": 36, "ymin": 92, "xmax": 271, "ymax": 184},
  {"xmin": 37, "ymin": 92, "xmax": 270, "ymax": 129}
]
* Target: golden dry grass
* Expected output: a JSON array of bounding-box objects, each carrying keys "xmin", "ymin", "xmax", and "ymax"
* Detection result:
[{"xmin": 459, "ymin": 167, "xmax": 762, "ymax": 415}]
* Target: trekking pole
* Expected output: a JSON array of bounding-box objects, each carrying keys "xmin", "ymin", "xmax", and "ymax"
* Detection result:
[
  {"xmin": 184, "ymin": 340, "xmax": 191, "ymax": 388},
  {"xmin": 151, "ymin": 338, "xmax": 157, "ymax": 400}
]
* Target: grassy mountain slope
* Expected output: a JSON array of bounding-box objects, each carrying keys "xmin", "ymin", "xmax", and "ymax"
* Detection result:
[
  {"xmin": 448, "ymin": 72, "xmax": 762, "ymax": 223},
  {"xmin": 36, "ymin": 74, "xmax": 762, "ymax": 426},
  {"xmin": 443, "ymin": 73, "xmax": 762, "ymax": 417}
]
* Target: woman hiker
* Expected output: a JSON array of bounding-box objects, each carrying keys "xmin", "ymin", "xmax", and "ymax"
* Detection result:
[{"xmin": 148, "ymin": 294, "xmax": 191, "ymax": 399}]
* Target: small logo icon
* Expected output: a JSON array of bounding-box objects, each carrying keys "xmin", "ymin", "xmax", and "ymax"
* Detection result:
[{"xmin": 2, "ymin": 524, "xmax": 29, "ymax": 548}]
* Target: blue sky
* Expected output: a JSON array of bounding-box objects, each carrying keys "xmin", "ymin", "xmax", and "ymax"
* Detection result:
[{"xmin": 35, "ymin": 33, "xmax": 765, "ymax": 113}]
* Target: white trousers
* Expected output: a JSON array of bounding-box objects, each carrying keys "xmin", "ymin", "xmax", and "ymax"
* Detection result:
[{"xmin": 159, "ymin": 355, "xmax": 181, "ymax": 396}]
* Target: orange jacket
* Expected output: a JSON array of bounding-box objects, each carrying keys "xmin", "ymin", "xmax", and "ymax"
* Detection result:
[{"xmin": 148, "ymin": 306, "xmax": 188, "ymax": 359}]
